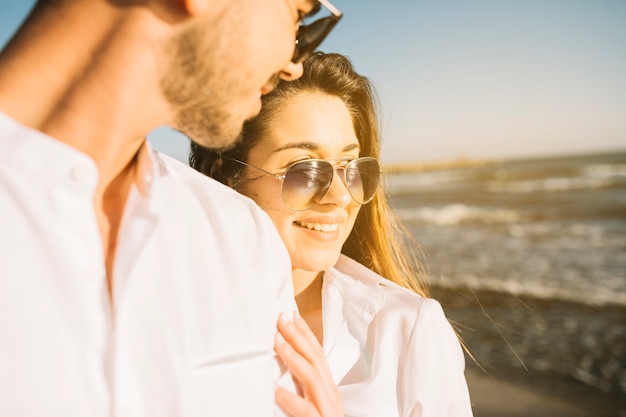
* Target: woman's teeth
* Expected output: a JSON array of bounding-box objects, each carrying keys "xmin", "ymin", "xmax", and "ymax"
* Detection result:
[{"xmin": 295, "ymin": 221, "xmax": 339, "ymax": 232}]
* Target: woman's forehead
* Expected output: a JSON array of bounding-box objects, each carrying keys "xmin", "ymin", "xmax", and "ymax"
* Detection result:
[{"xmin": 262, "ymin": 93, "xmax": 358, "ymax": 152}]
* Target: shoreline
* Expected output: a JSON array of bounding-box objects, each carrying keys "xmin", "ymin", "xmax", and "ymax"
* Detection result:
[
  {"xmin": 465, "ymin": 365, "xmax": 624, "ymax": 417},
  {"xmin": 382, "ymin": 148, "xmax": 626, "ymax": 175},
  {"xmin": 383, "ymin": 157, "xmax": 494, "ymax": 174},
  {"xmin": 428, "ymin": 284, "xmax": 626, "ymax": 416}
]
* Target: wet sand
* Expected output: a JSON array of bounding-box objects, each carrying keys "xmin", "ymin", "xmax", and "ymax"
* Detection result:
[
  {"xmin": 468, "ymin": 368, "xmax": 593, "ymax": 417},
  {"xmin": 429, "ymin": 285, "xmax": 626, "ymax": 417},
  {"xmin": 466, "ymin": 366, "xmax": 624, "ymax": 417}
]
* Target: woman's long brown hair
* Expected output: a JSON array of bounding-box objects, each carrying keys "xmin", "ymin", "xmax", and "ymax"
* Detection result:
[{"xmin": 190, "ymin": 52, "xmax": 428, "ymax": 297}]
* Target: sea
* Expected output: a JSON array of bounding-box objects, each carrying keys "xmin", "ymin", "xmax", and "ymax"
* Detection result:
[
  {"xmin": 386, "ymin": 150, "xmax": 626, "ymax": 307},
  {"xmin": 384, "ymin": 150, "xmax": 626, "ymax": 412}
]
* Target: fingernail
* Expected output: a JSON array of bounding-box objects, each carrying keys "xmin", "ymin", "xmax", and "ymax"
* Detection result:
[
  {"xmin": 279, "ymin": 312, "xmax": 290, "ymax": 324},
  {"xmin": 275, "ymin": 331, "xmax": 286, "ymax": 345},
  {"xmin": 293, "ymin": 310, "xmax": 305, "ymax": 324}
]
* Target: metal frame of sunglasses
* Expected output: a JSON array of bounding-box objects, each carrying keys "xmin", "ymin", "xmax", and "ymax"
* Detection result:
[{"xmin": 222, "ymin": 156, "xmax": 382, "ymax": 211}]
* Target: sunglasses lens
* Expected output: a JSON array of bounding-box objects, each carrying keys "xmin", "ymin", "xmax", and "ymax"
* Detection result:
[
  {"xmin": 345, "ymin": 158, "xmax": 381, "ymax": 204},
  {"xmin": 282, "ymin": 160, "xmax": 334, "ymax": 210},
  {"xmin": 293, "ymin": 16, "xmax": 339, "ymax": 63},
  {"xmin": 280, "ymin": 158, "xmax": 381, "ymax": 210}
]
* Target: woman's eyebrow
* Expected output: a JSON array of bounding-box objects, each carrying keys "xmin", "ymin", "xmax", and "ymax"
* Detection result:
[
  {"xmin": 272, "ymin": 141, "xmax": 361, "ymax": 153},
  {"xmin": 272, "ymin": 142, "xmax": 320, "ymax": 153},
  {"xmin": 343, "ymin": 143, "xmax": 360, "ymax": 152}
]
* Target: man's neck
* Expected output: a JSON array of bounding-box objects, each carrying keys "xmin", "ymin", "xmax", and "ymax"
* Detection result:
[
  {"xmin": 0, "ymin": 1, "xmax": 171, "ymax": 186},
  {"xmin": 0, "ymin": 1, "xmax": 172, "ymax": 294}
]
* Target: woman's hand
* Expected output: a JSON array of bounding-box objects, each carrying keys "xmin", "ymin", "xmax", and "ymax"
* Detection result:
[{"xmin": 274, "ymin": 312, "xmax": 344, "ymax": 417}]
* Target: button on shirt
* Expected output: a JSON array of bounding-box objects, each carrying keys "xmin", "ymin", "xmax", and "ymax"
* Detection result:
[{"xmin": 0, "ymin": 111, "xmax": 296, "ymax": 416}]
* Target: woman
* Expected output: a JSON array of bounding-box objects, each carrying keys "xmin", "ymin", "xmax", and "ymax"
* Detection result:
[{"xmin": 190, "ymin": 53, "xmax": 473, "ymax": 417}]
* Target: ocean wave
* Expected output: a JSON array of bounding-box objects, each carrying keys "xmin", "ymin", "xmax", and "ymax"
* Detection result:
[
  {"xmin": 430, "ymin": 274, "xmax": 626, "ymax": 307},
  {"xmin": 506, "ymin": 222, "xmax": 624, "ymax": 247},
  {"xmin": 486, "ymin": 163, "xmax": 626, "ymax": 194},
  {"xmin": 486, "ymin": 176, "xmax": 613, "ymax": 193},
  {"xmin": 396, "ymin": 204, "xmax": 522, "ymax": 225},
  {"xmin": 584, "ymin": 163, "xmax": 626, "ymax": 179},
  {"xmin": 384, "ymin": 170, "xmax": 468, "ymax": 194}
]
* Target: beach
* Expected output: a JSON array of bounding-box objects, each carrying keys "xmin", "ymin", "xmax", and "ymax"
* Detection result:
[
  {"xmin": 466, "ymin": 367, "xmax": 613, "ymax": 417},
  {"xmin": 432, "ymin": 285, "xmax": 626, "ymax": 417},
  {"xmin": 386, "ymin": 151, "xmax": 626, "ymax": 416}
]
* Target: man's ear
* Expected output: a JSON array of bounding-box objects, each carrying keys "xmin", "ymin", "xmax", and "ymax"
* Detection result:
[
  {"xmin": 145, "ymin": 0, "xmax": 197, "ymax": 23},
  {"xmin": 150, "ymin": 0, "xmax": 210, "ymax": 22},
  {"xmin": 181, "ymin": 0, "xmax": 210, "ymax": 16}
]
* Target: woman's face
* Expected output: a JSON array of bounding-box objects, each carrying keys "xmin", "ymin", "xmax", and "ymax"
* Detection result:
[{"xmin": 240, "ymin": 91, "xmax": 362, "ymax": 273}]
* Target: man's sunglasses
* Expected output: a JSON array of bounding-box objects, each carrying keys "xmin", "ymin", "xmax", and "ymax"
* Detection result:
[
  {"xmin": 292, "ymin": 0, "xmax": 343, "ymax": 63},
  {"xmin": 226, "ymin": 156, "xmax": 381, "ymax": 211}
]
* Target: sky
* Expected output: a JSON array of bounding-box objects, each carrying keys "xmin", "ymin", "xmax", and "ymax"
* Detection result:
[{"xmin": 1, "ymin": 0, "xmax": 625, "ymax": 164}]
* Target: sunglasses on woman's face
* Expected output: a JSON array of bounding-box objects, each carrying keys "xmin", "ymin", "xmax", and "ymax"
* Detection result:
[
  {"xmin": 226, "ymin": 156, "xmax": 382, "ymax": 211},
  {"xmin": 292, "ymin": 0, "xmax": 343, "ymax": 63}
]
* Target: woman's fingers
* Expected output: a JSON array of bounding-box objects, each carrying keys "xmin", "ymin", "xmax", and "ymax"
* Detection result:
[
  {"xmin": 277, "ymin": 313, "xmax": 328, "ymax": 370},
  {"xmin": 276, "ymin": 314, "xmax": 334, "ymax": 392},
  {"xmin": 292, "ymin": 311, "xmax": 324, "ymax": 348},
  {"xmin": 275, "ymin": 331, "xmax": 325, "ymax": 390},
  {"xmin": 275, "ymin": 385, "xmax": 320, "ymax": 417},
  {"xmin": 275, "ymin": 313, "xmax": 343, "ymax": 417}
]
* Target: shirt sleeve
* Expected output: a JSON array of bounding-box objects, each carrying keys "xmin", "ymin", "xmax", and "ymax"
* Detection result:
[{"xmin": 398, "ymin": 298, "xmax": 474, "ymax": 417}]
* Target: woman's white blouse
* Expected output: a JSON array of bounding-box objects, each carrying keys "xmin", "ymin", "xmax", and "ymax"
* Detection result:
[{"xmin": 323, "ymin": 255, "xmax": 473, "ymax": 417}]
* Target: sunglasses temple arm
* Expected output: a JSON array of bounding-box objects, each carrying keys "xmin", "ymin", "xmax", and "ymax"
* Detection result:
[
  {"xmin": 318, "ymin": 0, "xmax": 342, "ymax": 17},
  {"xmin": 223, "ymin": 156, "xmax": 281, "ymax": 179}
]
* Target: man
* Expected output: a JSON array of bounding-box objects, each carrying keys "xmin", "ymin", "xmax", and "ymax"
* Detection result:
[{"xmin": 0, "ymin": 0, "xmax": 341, "ymax": 415}]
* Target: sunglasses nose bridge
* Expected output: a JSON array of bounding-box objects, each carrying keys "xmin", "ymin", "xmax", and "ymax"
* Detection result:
[{"xmin": 318, "ymin": 165, "xmax": 352, "ymax": 207}]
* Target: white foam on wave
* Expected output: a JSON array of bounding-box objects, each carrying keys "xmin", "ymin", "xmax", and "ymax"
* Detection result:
[
  {"xmin": 487, "ymin": 163, "xmax": 626, "ymax": 194},
  {"xmin": 487, "ymin": 176, "xmax": 612, "ymax": 193},
  {"xmin": 431, "ymin": 274, "xmax": 626, "ymax": 307},
  {"xmin": 506, "ymin": 222, "xmax": 622, "ymax": 247},
  {"xmin": 584, "ymin": 163, "xmax": 626, "ymax": 179},
  {"xmin": 384, "ymin": 170, "xmax": 467, "ymax": 194},
  {"xmin": 397, "ymin": 204, "xmax": 522, "ymax": 226}
]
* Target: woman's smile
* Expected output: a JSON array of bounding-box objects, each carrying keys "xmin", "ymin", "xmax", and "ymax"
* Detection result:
[{"xmin": 294, "ymin": 220, "xmax": 340, "ymax": 233}]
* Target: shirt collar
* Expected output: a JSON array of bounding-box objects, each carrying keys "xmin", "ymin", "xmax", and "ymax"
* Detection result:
[
  {"xmin": 0, "ymin": 110, "xmax": 98, "ymax": 188},
  {"xmin": 0, "ymin": 111, "xmax": 161, "ymax": 200},
  {"xmin": 322, "ymin": 254, "xmax": 385, "ymax": 385},
  {"xmin": 133, "ymin": 140, "xmax": 160, "ymax": 199}
]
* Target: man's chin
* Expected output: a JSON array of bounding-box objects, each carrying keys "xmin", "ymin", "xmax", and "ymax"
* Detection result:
[
  {"xmin": 246, "ymin": 97, "xmax": 263, "ymax": 121},
  {"xmin": 186, "ymin": 126, "xmax": 244, "ymax": 152},
  {"xmin": 216, "ymin": 129, "xmax": 244, "ymax": 152}
]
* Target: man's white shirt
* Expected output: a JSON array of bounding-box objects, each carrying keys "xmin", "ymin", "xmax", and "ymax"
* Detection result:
[{"xmin": 0, "ymin": 111, "xmax": 296, "ymax": 416}]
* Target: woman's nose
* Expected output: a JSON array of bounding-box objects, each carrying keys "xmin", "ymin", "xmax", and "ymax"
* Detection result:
[{"xmin": 320, "ymin": 170, "xmax": 352, "ymax": 207}]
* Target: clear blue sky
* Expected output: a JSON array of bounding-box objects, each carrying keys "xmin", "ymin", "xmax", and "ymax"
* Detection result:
[{"xmin": 1, "ymin": 0, "xmax": 625, "ymax": 163}]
